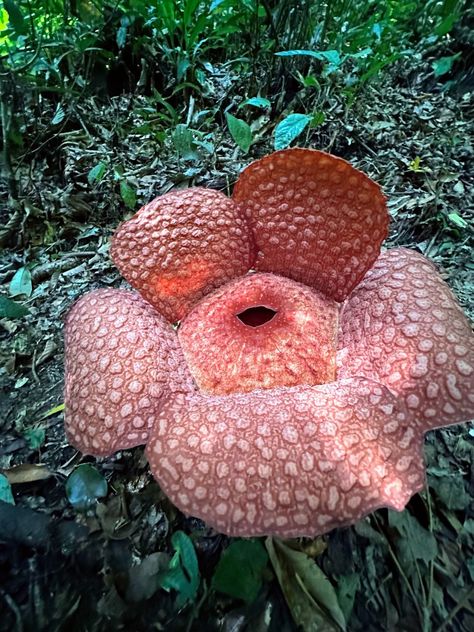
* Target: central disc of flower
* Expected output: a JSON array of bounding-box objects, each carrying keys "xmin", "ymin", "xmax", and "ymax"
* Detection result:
[{"xmin": 179, "ymin": 273, "xmax": 339, "ymax": 395}]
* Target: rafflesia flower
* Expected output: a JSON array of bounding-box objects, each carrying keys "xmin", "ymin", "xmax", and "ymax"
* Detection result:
[{"xmin": 64, "ymin": 149, "xmax": 474, "ymax": 538}]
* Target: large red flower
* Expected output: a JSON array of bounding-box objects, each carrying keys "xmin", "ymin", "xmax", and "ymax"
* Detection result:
[{"xmin": 64, "ymin": 149, "xmax": 474, "ymax": 538}]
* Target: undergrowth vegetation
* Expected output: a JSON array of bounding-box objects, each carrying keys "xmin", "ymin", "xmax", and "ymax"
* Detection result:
[
  {"xmin": 0, "ymin": 2, "xmax": 473, "ymax": 632},
  {"xmin": 0, "ymin": 0, "xmax": 470, "ymax": 191}
]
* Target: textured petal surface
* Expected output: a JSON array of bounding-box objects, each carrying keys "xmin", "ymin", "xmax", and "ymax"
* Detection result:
[
  {"xmin": 339, "ymin": 248, "xmax": 474, "ymax": 431},
  {"xmin": 233, "ymin": 148, "xmax": 388, "ymax": 302},
  {"xmin": 64, "ymin": 289, "xmax": 195, "ymax": 456},
  {"xmin": 110, "ymin": 188, "xmax": 255, "ymax": 322},
  {"xmin": 146, "ymin": 378, "xmax": 425, "ymax": 538},
  {"xmin": 179, "ymin": 273, "xmax": 339, "ymax": 394}
]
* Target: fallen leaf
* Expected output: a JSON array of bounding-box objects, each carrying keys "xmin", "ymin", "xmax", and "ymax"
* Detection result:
[{"xmin": 2, "ymin": 463, "xmax": 52, "ymax": 484}]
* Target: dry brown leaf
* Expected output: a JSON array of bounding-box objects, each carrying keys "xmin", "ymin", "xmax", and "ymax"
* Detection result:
[{"xmin": 2, "ymin": 463, "xmax": 53, "ymax": 484}]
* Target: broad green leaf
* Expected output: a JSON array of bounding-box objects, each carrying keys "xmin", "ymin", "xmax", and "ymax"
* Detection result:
[
  {"xmin": 184, "ymin": 0, "xmax": 201, "ymax": 29},
  {"xmin": 212, "ymin": 539, "xmax": 269, "ymax": 603},
  {"xmin": 274, "ymin": 113, "xmax": 311, "ymax": 150},
  {"xmin": 120, "ymin": 181, "xmax": 137, "ymax": 209},
  {"xmin": 66, "ymin": 464, "xmax": 108, "ymax": 511},
  {"xmin": 4, "ymin": 0, "xmax": 26, "ymax": 35},
  {"xmin": 158, "ymin": 531, "xmax": 200, "ymax": 607},
  {"xmin": 226, "ymin": 112, "xmax": 252, "ymax": 153},
  {"xmin": 266, "ymin": 538, "xmax": 346, "ymax": 631},
  {"xmin": 87, "ymin": 162, "xmax": 107, "ymax": 185},
  {"xmin": 447, "ymin": 212, "xmax": 467, "ymax": 228},
  {"xmin": 9, "ymin": 266, "xmax": 32, "ymax": 298},
  {"xmin": 241, "ymin": 97, "xmax": 271, "ymax": 109},
  {"xmin": 0, "ymin": 473, "xmax": 15, "ymax": 505},
  {"xmin": 434, "ymin": 14, "xmax": 457, "ymax": 37},
  {"xmin": 0, "ymin": 295, "xmax": 30, "ymax": 318},
  {"xmin": 388, "ymin": 510, "xmax": 438, "ymax": 566},
  {"xmin": 432, "ymin": 53, "xmax": 461, "ymax": 77}
]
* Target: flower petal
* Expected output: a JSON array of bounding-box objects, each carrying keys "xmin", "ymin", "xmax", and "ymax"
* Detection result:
[
  {"xmin": 110, "ymin": 188, "xmax": 255, "ymax": 322},
  {"xmin": 339, "ymin": 248, "xmax": 474, "ymax": 431},
  {"xmin": 64, "ymin": 289, "xmax": 195, "ymax": 456},
  {"xmin": 179, "ymin": 272, "xmax": 339, "ymax": 394},
  {"xmin": 233, "ymin": 148, "xmax": 388, "ymax": 302},
  {"xmin": 146, "ymin": 377, "xmax": 425, "ymax": 538}
]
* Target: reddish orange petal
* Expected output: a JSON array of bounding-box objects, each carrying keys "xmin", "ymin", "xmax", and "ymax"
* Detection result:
[
  {"xmin": 146, "ymin": 378, "xmax": 425, "ymax": 538},
  {"xmin": 64, "ymin": 289, "xmax": 195, "ymax": 456},
  {"xmin": 178, "ymin": 273, "xmax": 339, "ymax": 394},
  {"xmin": 110, "ymin": 188, "xmax": 255, "ymax": 322},
  {"xmin": 338, "ymin": 248, "xmax": 474, "ymax": 431},
  {"xmin": 233, "ymin": 148, "xmax": 388, "ymax": 302}
]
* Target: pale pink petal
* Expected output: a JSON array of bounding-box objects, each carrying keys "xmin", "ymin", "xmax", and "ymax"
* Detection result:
[
  {"xmin": 110, "ymin": 188, "xmax": 255, "ymax": 322},
  {"xmin": 338, "ymin": 248, "xmax": 474, "ymax": 431},
  {"xmin": 64, "ymin": 289, "xmax": 195, "ymax": 456},
  {"xmin": 146, "ymin": 378, "xmax": 425, "ymax": 538},
  {"xmin": 233, "ymin": 148, "xmax": 388, "ymax": 302}
]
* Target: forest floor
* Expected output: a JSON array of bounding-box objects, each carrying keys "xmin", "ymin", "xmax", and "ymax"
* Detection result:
[{"xmin": 0, "ymin": 57, "xmax": 473, "ymax": 632}]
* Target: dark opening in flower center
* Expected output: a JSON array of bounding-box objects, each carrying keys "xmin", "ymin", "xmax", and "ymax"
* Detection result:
[{"xmin": 236, "ymin": 306, "xmax": 277, "ymax": 327}]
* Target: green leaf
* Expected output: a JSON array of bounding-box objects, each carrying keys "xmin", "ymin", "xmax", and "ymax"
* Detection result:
[
  {"xmin": 311, "ymin": 111, "xmax": 326, "ymax": 126},
  {"xmin": 9, "ymin": 266, "xmax": 32, "ymax": 298},
  {"xmin": 116, "ymin": 16, "xmax": 130, "ymax": 49},
  {"xmin": 336, "ymin": 574, "xmax": 359, "ymax": 622},
  {"xmin": 120, "ymin": 181, "xmax": 137, "ymax": 209},
  {"xmin": 276, "ymin": 49, "xmax": 342, "ymax": 67},
  {"xmin": 116, "ymin": 28, "xmax": 127, "ymax": 49},
  {"xmin": 432, "ymin": 53, "xmax": 461, "ymax": 77},
  {"xmin": 447, "ymin": 212, "xmax": 467, "ymax": 228},
  {"xmin": 349, "ymin": 47, "xmax": 372, "ymax": 59},
  {"xmin": 0, "ymin": 473, "xmax": 15, "ymax": 505},
  {"xmin": 266, "ymin": 538, "xmax": 346, "ymax": 631},
  {"xmin": 177, "ymin": 57, "xmax": 191, "ymax": 82},
  {"xmin": 66, "ymin": 464, "xmax": 108, "ymax": 511},
  {"xmin": 225, "ymin": 112, "xmax": 253, "ymax": 153},
  {"xmin": 434, "ymin": 14, "xmax": 457, "ymax": 37},
  {"xmin": 23, "ymin": 427, "xmax": 46, "ymax": 450},
  {"xmin": 212, "ymin": 539, "xmax": 269, "ymax": 603},
  {"xmin": 52, "ymin": 105, "xmax": 66, "ymax": 125},
  {"xmin": 173, "ymin": 124, "xmax": 197, "ymax": 160},
  {"xmin": 0, "ymin": 295, "xmax": 30, "ymax": 318},
  {"xmin": 4, "ymin": 0, "xmax": 26, "ymax": 35},
  {"xmin": 241, "ymin": 97, "xmax": 271, "ymax": 109},
  {"xmin": 430, "ymin": 475, "xmax": 470, "ymax": 510},
  {"xmin": 388, "ymin": 510, "xmax": 438, "ymax": 566},
  {"xmin": 274, "ymin": 113, "xmax": 311, "ymax": 150},
  {"xmin": 39, "ymin": 403, "xmax": 65, "ymax": 420},
  {"xmin": 87, "ymin": 162, "xmax": 107, "ymax": 185},
  {"xmin": 158, "ymin": 531, "xmax": 200, "ymax": 607}
]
